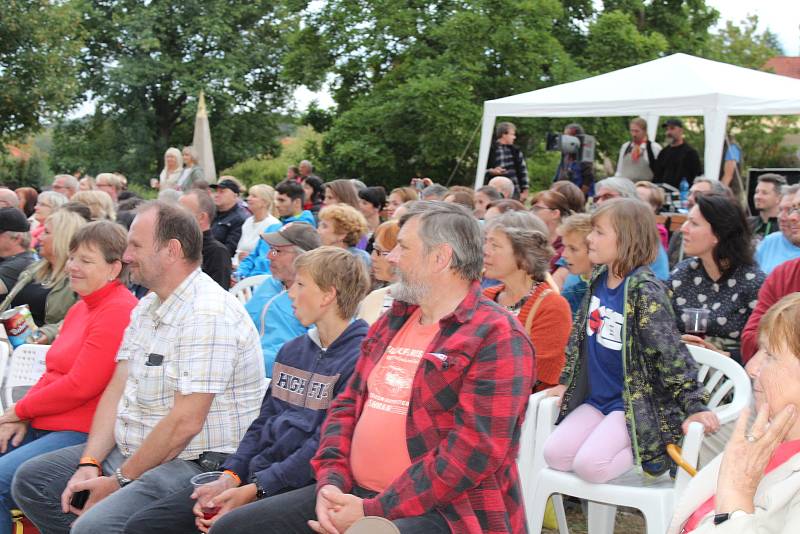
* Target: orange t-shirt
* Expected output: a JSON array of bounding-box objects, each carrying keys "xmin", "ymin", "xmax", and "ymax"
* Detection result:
[{"xmin": 350, "ymin": 308, "xmax": 440, "ymax": 492}]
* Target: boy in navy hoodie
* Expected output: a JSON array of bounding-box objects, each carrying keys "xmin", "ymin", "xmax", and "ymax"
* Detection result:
[{"xmin": 122, "ymin": 246, "xmax": 372, "ymax": 534}]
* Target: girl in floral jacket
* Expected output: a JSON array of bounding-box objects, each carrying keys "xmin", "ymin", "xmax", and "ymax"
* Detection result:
[{"xmin": 544, "ymin": 198, "xmax": 719, "ymax": 482}]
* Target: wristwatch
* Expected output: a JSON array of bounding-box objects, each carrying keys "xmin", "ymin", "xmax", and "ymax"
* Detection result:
[
  {"xmin": 114, "ymin": 467, "xmax": 133, "ymax": 488},
  {"xmin": 254, "ymin": 478, "xmax": 267, "ymax": 500},
  {"xmin": 713, "ymin": 510, "xmax": 749, "ymax": 525}
]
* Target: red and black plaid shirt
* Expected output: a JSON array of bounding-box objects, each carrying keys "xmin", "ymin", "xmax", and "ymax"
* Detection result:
[{"xmin": 311, "ymin": 281, "xmax": 536, "ymax": 533}]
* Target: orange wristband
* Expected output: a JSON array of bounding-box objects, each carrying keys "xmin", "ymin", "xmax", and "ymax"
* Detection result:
[
  {"xmin": 223, "ymin": 470, "xmax": 241, "ymax": 486},
  {"xmin": 79, "ymin": 456, "xmax": 101, "ymax": 468}
]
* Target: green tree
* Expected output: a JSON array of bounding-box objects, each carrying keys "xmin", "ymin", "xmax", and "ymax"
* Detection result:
[
  {"xmin": 289, "ymin": 0, "xmax": 578, "ymax": 187},
  {"xmin": 51, "ymin": 0, "xmax": 296, "ymax": 184},
  {"xmin": 0, "ymin": 0, "xmax": 84, "ymax": 142}
]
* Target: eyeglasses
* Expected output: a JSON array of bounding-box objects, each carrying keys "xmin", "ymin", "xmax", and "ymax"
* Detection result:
[
  {"xmin": 531, "ymin": 204, "xmax": 551, "ymax": 212},
  {"xmin": 268, "ymin": 247, "xmax": 294, "ymax": 257},
  {"xmin": 371, "ymin": 247, "xmax": 391, "ymax": 257}
]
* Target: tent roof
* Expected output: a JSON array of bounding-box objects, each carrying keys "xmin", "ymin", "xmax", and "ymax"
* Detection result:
[{"xmin": 485, "ymin": 53, "xmax": 800, "ymax": 117}]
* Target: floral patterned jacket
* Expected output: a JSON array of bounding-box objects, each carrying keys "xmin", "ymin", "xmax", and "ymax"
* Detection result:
[{"xmin": 559, "ymin": 266, "xmax": 709, "ymax": 475}]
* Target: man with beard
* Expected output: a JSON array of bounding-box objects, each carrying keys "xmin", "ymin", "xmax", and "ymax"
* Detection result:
[
  {"xmin": 13, "ymin": 201, "xmax": 265, "ymax": 534},
  {"xmin": 206, "ymin": 201, "xmax": 536, "ymax": 534}
]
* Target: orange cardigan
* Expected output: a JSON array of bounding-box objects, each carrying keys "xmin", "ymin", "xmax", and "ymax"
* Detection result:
[{"xmin": 484, "ymin": 282, "xmax": 572, "ymax": 390}]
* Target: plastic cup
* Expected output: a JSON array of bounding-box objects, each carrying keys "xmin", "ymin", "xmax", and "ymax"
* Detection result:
[
  {"xmin": 681, "ymin": 308, "xmax": 710, "ymax": 338},
  {"xmin": 191, "ymin": 471, "xmax": 225, "ymax": 519}
]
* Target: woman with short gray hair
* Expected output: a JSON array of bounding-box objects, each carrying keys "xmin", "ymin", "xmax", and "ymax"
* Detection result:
[{"xmin": 482, "ymin": 211, "xmax": 572, "ymax": 391}]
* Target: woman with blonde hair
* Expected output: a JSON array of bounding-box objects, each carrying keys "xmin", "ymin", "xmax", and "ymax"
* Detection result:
[
  {"xmin": 316, "ymin": 204, "xmax": 370, "ymax": 266},
  {"xmin": 157, "ymin": 147, "xmax": 183, "ymax": 189},
  {"xmin": 71, "ymin": 190, "xmax": 116, "ymax": 221},
  {"xmin": 236, "ymin": 184, "xmax": 282, "ymax": 261},
  {"xmin": 1, "ymin": 209, "xmax": 88, "ymax": 343},
  {"xmin": 30, "ymin": 191, "xmax": 68, "ymax": 249}
]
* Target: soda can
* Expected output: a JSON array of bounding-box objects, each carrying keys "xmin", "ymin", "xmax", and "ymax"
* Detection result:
[{"xmin": 0, "ymin": 305, "xmax": 39, "ymax": 348}]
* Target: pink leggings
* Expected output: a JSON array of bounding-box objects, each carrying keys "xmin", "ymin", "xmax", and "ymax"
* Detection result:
[{"xmin": 543, "ymin": 403, "xmax": 634, "ymax": 483}]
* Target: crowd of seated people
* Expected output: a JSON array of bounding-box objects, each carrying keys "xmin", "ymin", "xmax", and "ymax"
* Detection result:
[{"xmin": 0, "ymin": 134, "xmax": 799, "ymax": 534}]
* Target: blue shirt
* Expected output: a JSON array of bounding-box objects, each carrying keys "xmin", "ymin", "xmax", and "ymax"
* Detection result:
[
  {"xmin": 562, "ymin": 274, "xmax": 589, "ymax": 318},
  {"xmin": 756, "ymin": 232, "xmax": 800, "ymax": 274},
  {"xmin": 651, "ymin": 246, "xmax": 669, "ymax": 281},
  {"xmin": 244, "ymin": 276, "xmax": 308, "ymax": 377},
  {"xmin": 585, "ymin": 271, "xmax": 626, "ymax": 414}
]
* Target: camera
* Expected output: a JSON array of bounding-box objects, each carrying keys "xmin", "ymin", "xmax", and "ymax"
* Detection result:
[{"xmin": 546, "ymin": 133, "xmax": 597, "ymax": 163}]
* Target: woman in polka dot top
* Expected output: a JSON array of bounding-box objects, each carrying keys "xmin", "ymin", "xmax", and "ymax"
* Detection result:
[{"xmin": 669, "ymin": 194, "xmax": 765, "ymax": 363}]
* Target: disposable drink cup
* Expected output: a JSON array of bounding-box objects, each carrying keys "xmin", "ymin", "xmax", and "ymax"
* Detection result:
[
  {"xmin": 191, "ymin": 471, "xmax": 225, "ymax": 520},
  {"xmin": 682, "ymin": 308, "xmax": 710, "ymax": 338}
]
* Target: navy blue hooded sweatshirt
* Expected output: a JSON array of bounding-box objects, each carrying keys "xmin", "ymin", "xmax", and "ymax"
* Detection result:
[{"xmin": 221, "ymin": 319, "xmax": 368, "ymax": 497}]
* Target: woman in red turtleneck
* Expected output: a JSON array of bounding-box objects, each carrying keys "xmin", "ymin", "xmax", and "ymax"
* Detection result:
[{"xmin": 0, "ymin": 220, "xmax": 136, "ymax": 534}]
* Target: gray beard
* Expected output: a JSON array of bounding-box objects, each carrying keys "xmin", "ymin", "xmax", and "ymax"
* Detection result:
[{"xmin": 392, "ymin": 275, "xmax": 430, "ymax": 305}]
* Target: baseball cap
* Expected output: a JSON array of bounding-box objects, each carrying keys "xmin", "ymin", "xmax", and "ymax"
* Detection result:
[
  {"xmin": 0, "ymin": 208, "xmax": 30, "ymax": 232},
  {"xmin": 209, "ymin": 179, "xmax": 240, "ymax": 195},
  {"xmin": 262, "ymin": 222, "xmax": 320, "ymax": 251},
  {"xmin": 662, "ymin": 118, "xmax": 684, "ymax": 128}
]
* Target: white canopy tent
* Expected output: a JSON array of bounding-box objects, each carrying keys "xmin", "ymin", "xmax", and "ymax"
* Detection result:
[{"xmin": 475, "ymin": 53, "xmax": 800, "ymax": 189}]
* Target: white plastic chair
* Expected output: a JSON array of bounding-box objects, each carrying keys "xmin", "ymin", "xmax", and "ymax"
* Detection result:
[
  {"xmin": 0, "ymin": 340, "xmax": 10, "ymax": 410},
  {"xmin": 3, "ymin": 344, "xmax": 49, "ymax": 408},
  {"xmin": 528, "ymin": 344, "xmax": 751, "ymax": 534},
  {"xmin": 517, "ymin": 390, "xmax": 568, "ymax": 534},
  {"xmin": 230, "ymin": 275, "xmax": 269, "ymax": 306}
]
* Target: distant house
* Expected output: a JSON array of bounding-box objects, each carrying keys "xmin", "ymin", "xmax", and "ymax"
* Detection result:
[{"xmin": 764, "ymin": 57, "xmax": 800, "ymax": 79}]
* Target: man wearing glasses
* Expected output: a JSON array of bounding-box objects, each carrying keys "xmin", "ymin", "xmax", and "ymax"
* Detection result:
[
  {"xmin": 243, "ymin": 223, "xmax": 321, "ymax": 376},
  {"xmin": 51, "ymin": 174, "xmax": 79, "ymax": 199}
]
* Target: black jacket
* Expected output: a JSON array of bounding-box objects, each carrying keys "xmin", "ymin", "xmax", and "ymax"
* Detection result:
[
  {"xmin": 202, "ymin": 230, "xmax": 232, "ymax": 289},
  {"xmin": 212, "ymin": 204, "xmax": 249, "ymax": 256}
]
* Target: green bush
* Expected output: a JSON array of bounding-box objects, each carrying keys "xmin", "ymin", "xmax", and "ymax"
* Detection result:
[{"xmin": 221, "ymin": 126, "xmax": 324, "ymax": 187}]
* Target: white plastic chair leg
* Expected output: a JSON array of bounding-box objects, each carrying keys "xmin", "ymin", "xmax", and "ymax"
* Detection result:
[
  {"xmin": 641, "ymin": 496, "xmax": 673, "ymax": 534},
  {"xmin": 552, "ymin": 493, "xmax": 569, "ymax": 534},
  {"xmin": 528, "ymin": 484, "xmax": 552, "ymax": 533},
  {"xmin": 587, "ymin": 501, "xmax": 616, "ymax": 534}
]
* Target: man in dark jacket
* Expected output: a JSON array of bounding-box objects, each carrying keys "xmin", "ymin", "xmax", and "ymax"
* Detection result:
[
  {"xmin": 121, "ymin": 247, "xmax": 372, "ymax": 534},
  {"xmin": 485, "ymin": 122, "xmax": 529, "ymax": 201},
  {"xmin": 653, "ymin": 118, "xmax": 703, "ymax": 188},
  {"xmin": 210, "ymin": 178, "xmax": 249, "ymax": 256},
  {"xmin": 179, "ymin": 190, "xmax": 232, "ymax": 289}
]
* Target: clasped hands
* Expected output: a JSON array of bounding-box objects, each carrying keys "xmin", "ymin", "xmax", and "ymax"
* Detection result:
[{"xmin": 308, "ymin": 484, "xmax": 365, "ymax": 534}]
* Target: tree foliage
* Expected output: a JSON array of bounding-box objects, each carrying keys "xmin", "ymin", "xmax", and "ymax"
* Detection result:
[
  {"xmin": 0, "ymin": 0, "xmax": 84, "ymax": 142},
  {"xmin": 48, "ymin": 0, "xmax": 295, "ymax": 184}
]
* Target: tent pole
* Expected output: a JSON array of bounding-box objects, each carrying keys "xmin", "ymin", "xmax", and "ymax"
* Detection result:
[
  {"xmin": 703, "ymin": 110, "xmax": 728, "ymax": 181},
  {"xmin": 474, "ymin": 108, "xmax": 497, "ymax": 190}
]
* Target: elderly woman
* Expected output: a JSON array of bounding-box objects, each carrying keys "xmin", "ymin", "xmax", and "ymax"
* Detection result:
[
  {"xmin": 178, "ymin": 146, "xmax": 204, "ymax": 190},
  {"xmin": 668, "ymin": 293, "xmax": 800, "ymax": 533},
  {"xmin": 358, "ymin": 220, "xmax": 400, "ymax": 325},
  {"xmin": 483, "ymin": 211, "xmax": 572, "ymax": 391},
  {"xmin": 316, "ymin": 204, "xmax": 370, "ymax": 266},
  {"xmin": 72, "ymin": 190, "xmax": 116, "ymax": 221},
  {"xmin": 236, "ymin": 185, "xmax": 281, "ymax": 261},
  {"xmin": 0, "ymin": 209, "xmax": 87, "ymax": 343},
  {"xmin": 30, "ymin": 191, "xmax": 68, "ymax": 248},
  {"xmin": 156, "ymin": 147, "xmax": 184, "ymax": 190},
  {"xmin": 0, "ymin": 221, "xmax": 137, "ymax": 534},
  {"xmin": 669, "ymin": 194, "xmax": 765, "ymax": 362}
]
